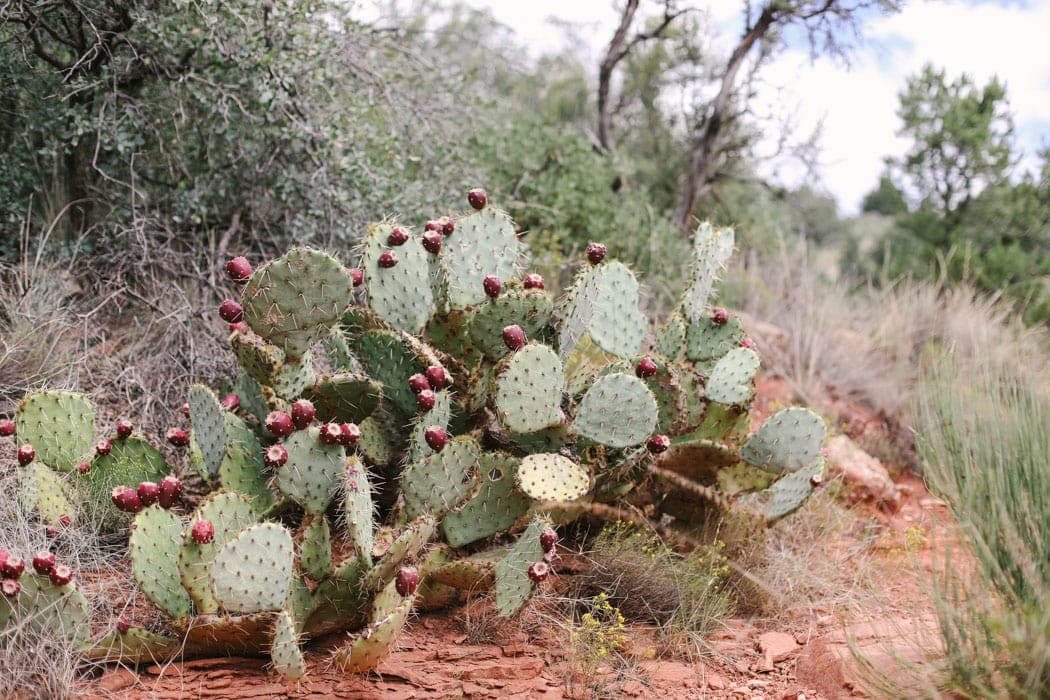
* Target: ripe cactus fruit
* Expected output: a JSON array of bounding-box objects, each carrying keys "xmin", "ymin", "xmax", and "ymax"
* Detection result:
[
  {"xmin": 59, "ymin": 514, "xmax": 71, "ymax": 527},
  {"xmin": 350, "ymin": 268, "xmax": 365, "ymax": 287},
  {"xmin": 502, "ymin": 325, "xmax": 525, "ymax": 351},
  {"xmin": 111, "ymin": 486, "xmax": 142, "ymax": 513},
  {"xmin": 0, "ymin": 418, "xmax": 14, "ymax": 436},
  {"xmin": 116, "ymin": 618, "xmax": 132, "ymax": 634},
  {"xmin": 137, "ymin": 482, "xmax": 160, "ymax": 506},
  {"xmin": 96, "ymin": 439, "xmax": 112, "ymax": 456},
  {"xmin": 291, "ymin": 399, "xmax": 316, "ymax": 429},
  {"xmin": 387, "ymin": 227, "xmax": 409, "ymax": 246},
  {"xmin": 586, "ymin": 242, "xmax": 607, "ymax": 265},
  {"xmin": 1, "ymin": 579, "xmax": 20, "ymax": 597},
  {"xmin": 425, "ymin": 366, "xmax": 448, "ymax": 390},
  {"xmin": 523, "ymin": 273, "xmax": 545, "ymax": 290},
  {"xmin": 319, "ymin": 423, "xmax": 343, "ymax": 445},
  {"xmin": 32, "ymin": 551, "xmax": 55, "ymax": 576},
  {"xmin": 439, "ymin": 216, "xmax": 455, "ymax": 235},
  {"xmin": 395, "ymin": 567, "xmax": 420, "ymax": 596},
  {"xmin": 740, "ymin": 337, "xmax": 757, "ymax": 350},
  {"xmin": 226, "ymin": 256, "xmax": 252, "ymax": 282},
  {"xmin": 220, "ymin": 394, "xmax": 240, "ymax": 411},
  {"xmin": 527, "ymin": 561, "xmax": 550, "ymax": 583},
  {"xmin": 166, "ymin": 427, "xmax": 189, "ymax": 446},
  {"xmin": 229, "ymin": 321, "xmax": 250, "ymax": 333},
  {"xmin": 181, "ymin": 403, "xmax": 190, "ymax": 418},
  {"xmin": 712, "ymin": 307, "xmax": 729, "ymax": 325},
  {"xmin": 218, "ymin": 299, "xmax": 243, "ymax": 323},
  {"xmin": 417, "ymin": 390, "xmax": 437, "ymax": 412},
  {"xmin": 647, "ymin": 434, "xmax": 671, "ymax": 454},
  {"xmin": 2, "ymin": 555, "xmax": 25, "ymax": 579},
  {"xmin": 467, "ymin": 188, "xmax": 488, "ymax": 210},
  {"xmin": 422, "ymin": 230, "xmax": 442, "ymax": 254},
  {"xmin": 17, "ymin": 444, "xmax": 35, "ymax": 466},
  {"xmin": 424, "ymin": 219, "xmax": 441, "ymax": 232},
  {"xmin": 408, "ymin": 374, "xmax": 430, "ymax": 394},
  {"xmin": 635, "ymin": 357, "xmax": 658, "ymax": 378},
  {"xmin": 483, "ymin": 275, "xmax": 502, "ymax": 299},
  {"xmin": 265, "ymin": 411, "xmax": 294, "ymax": 438},
  {"xmin": 340, "ymin": 423, "xmax": 361, "ymax": 446},
  {"xmin": 191, "ymin": 519, "xmax": 215, "ymax": 544},
  {"xmin": 158, "ymin": 475, "xmax": 182, "ymax": 509},
  {"xmin": 116, "ymin": 419, "xmax": 134, "ymax": 439},
  {"xmin": 539, "ymin": 528, "xmax": 558, "ymax": 553},
  {"xmin": 378, "ymin": 251, "xmax": 398, "ymax": 269},
  {"xmin": 423, "ymin": 426, "xmax": 447, "ymax": 452},
  {"xmin": 265, "ymin": 444, "xmax": 289, "ymax": 468},
  {"xmin": 77, "ymin": 462, "xmax": 90, "ymax": 474},
  {"xmin": 49, "ymin": 564, "xmax": 73, "ymax": 586}
]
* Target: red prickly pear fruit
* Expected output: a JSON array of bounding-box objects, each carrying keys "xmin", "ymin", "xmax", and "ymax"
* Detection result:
[
  {"xmin": 0, "ymin": 418, "xmax": 15, "ymax": 436},
  {"xmin": 711, "ymin": 307, "xmax": 729, "ymax": 325},
  {"xmin": 340, "ymin": 423, "xmax": 361, "ymax": 446},
  {"xmin": 350, "ymin": 268, "xmax": 364, "ymax": 287},
  {"xmin": 291, "ymin": 399, "xmax": 316, "ymax": 429},
  {"xmin": 111, "ymin": 486, "xmax": 142, "ymax": 514},
  {"xmin": 424, "ymin": 219, "xmax": 440, "ymax": 232},
  {"xmin": 95, "ymin": 439, "xmax": 112, "ymax": 457},
  {"xmin": 527, "ymin": 560, "xmax": 550, "ymax": 583},
  {"xmin": 467, "ymin": 188, "xmax": 488, "ymax": 210},
  {"xmin": 59, "ymin": 514, "xmax": 71, "ymax": 527},
  {"xmin": 483, "ymin": 275, "xmax": 501, "ymax": 299},
  {"xmin": 647, "ymin": 434, "xmax": 671, "ymax": 454},
  {"xmin": 439, "ymin": 216, "xmax": 454, "ymax": 235},
  {"xmin": 740, "ymin": 337, "xmax": 757, "ymax": 351},
  {"xmin": 421, "ymin": 230, "xmax": 442, "ymax": 254},
  {"xmin": 416, "ymin": 389, "xmax": 437, "ymax": 412},
  {"xmin": 220, "ymin": 393, "xmax": 240, "ymax": 412},
  {"xmin": 117, "ymin": 618, "xmax": 132, "ymax": 634},
  {"xmin": 810, "ymin": 474, "xmax": 824, "ymax": 488},
  {"xmin": 1, "ymin": 579, "xmax": 20, "ymax": 598},
  {"xmin": 523, "ymin": 273, "xmax": 545, "ymax": 290},
  {"xmin": 17, "ymin": 444, "xmax": 35, "ymax": 466},
  {"xmin": 408, "ymin": 373, "xmax": 430, "ymax": 394},
  {"xmin": 319, "ymin": 423, "xmax": 343, "ymax": 445},
  {"xmin": 229, "ymin": 321, "xmax": 250, "ymax": 334},
  {"xmin": 2, "ymin": 555, "xmax": 25, "ymax": 579},
  {"xmin": 116, "ymin": 419, "xmax": 134, "ymax": 439},
  {"xmin": 539, "ymin": 527, "xmax": 558, "ymax": 553},
  {"xmin": 426, "ymin": 365, "xmax": 448, "ymax": 390},
  {"xmin": 265, "ymin": 411, "xmax": 294, "ymax": 438},
  {"xmin": 166, "ymin": 427, "xmax": 190, "ymax": 447},
  {"xmin": 0, "ymin": 550, "xmax": 7, "ymax": 569},
  {"xmin": 191, "ymin": 519, "xmax": 215, "ymax": 545},
  {"xmin": 635, "ymin": 357, "xmax": 658, "ymax": 379},
  {"xmin": 586, "ymin": 242, "xmax": 606, "ymax": 265},
  {"xmin": 424, "ymin": 425, "xmax": 447, "ymax": 452},
  {"xmin": 77, "ymin": 462, "xmax": 90, "ymax": 474},
  {"xmin": 181, "ymin": 403, "xmax": 190, "ymax": 418},
  {"xmin": 502, "ymin": 325, "xmax": 525, "ymax": 351},
  {"xmin": 32, "ymin": 550, "xmax": 55, "ymax": 576},
  {"xmin": 218, "ymin": 299, "xmax": 243, "ymax": 323},
  {"xmin": 45, "ymin": 526, "xmax": 59, "ymax": 539},
  {"xmin": 387, "ymin": 227, "xmax": 409, "ymax": 246},
  {"xmin": 264, "ymin": 444, "xmax": 288, "ymax": 468},
  {"xmin": 48, "ymin": 564, "xmax": 73, "ymax": 587},
  {"xmin": 158, "ymin": 476, "xmax": 182, "ymax": 509},
  {"xmin": 395, "ymin": 566, "xmax": 420, "ymax": 597},
  {"xmin": 137, "ymin": 481, "xmax": 160, "ymax": 507},
  {"xmin": 377, "ymin": 250, "xmax": 398, "ymax": 268},
  {"xmin": 226, "ymin": 256, "xmax": 252, "ymax": 283}
]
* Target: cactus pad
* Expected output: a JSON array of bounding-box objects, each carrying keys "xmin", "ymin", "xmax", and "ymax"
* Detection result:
[
  {"xmin": 361, "ymin": 223, "xmax": 436, "ymax": 332},
  {"xmin": 355, "ymin": 330, "xmax": 427, "ymax": 416},
  {"xmin": 443, "ymin": 453, "xmax": 530, "ymax": 546},
  {"xmin": 178, "ymin": 491, "xmax": 258, "ymax": 614},
  {"xmin": 495, "ymin": 343, "xmax": 564, "ymax": 433},
  {"xmin": 753, "ymin": 458, "xmax": 825, "ymax": 522},
  {"xmin": 325, "ymin": 326, "xmax": 362, "ymax": 373},
  {"xmin": 469, "ymin": 289, "xmax": 553, "ymax": 360},
  {"xmin": 430, "ymin": 549, "xmax": 502, "ymax": 590},
  {"xmin": 15, "ymin": 391, "xmax": 94, "ymax": 472},
  {"xmin": 685, "ymin": 316, "xmax": 744, "ymax": 363},
  {"xmin": 189, "ymin": 384, "xmax": 228, "ymax": 479},
  {"xmin": 86, "ymin": 435, "xmax": 169, "ymax": 528},
  {"xmin": 360, "ymin": 515, "xmax": 437, "ymax": 592},
  {"xmin": 655, "ymin": 313, "xmax": 687, "ymax": 362},
  {"xmin": 276, "ymin": 427, "xmax": 346, "ymax": 514},
  {"xmin": 210, "ymin": 522, "xmax": 294, "ymax": 613},
  {"xmin": 270, "ymin": 610, "xmax": 307, "ymax": 680},
  {"xmin": 406, "ymin": 390, "xmax": 452, "ymax": 461},
  {"xmin": 740, "ymin": 407, "xmax": 826, "ymax": 474},
  {"xmin": 357, "ymin": 415, "xmax": 396, "ymax": 466},
  {"xmin": 1, "ymin": 573, "xmax": 91, "ymax": 648},
  {"xmin": 18, "ymin": 464, "xmax": 76, "ymax": 526},
  {"xmin": 303, "ymin": 373, "xmax": 382, "ymax": 424},
  {"xmin": 682, "ymin": 222, "xmax": 735, "ymax": 325},
  {"xmin": 575, "ymin": 373, "xmax": 658, "ymax": 448},
  {"xmin": 495, "ymin": 517, "xmax": 549, "ymax": 616},
  {"xmin": 130, "ymin": 506, "xmax": 193, "ymax": 619},
  {"xmin": 300, "ymin": 514, "xmax": 333, "ymax": 579},
  {"xmin": 558, "ymin": 262, "xmax": 646, "ymax": 360},
  {"xmin": 274, "ymin": 353, "xmax": 316, "ymax": 401},
  {"xmin": 516, "ymin": 453, "xmax": 590, "ymax": 501},
  {"xmin": 401, "ymin": 437, "xmax": 480, "ymax": 519},
  {"xmin": 331, "ymin": 580, "xmax": 415, "ymax": 672},
  {"xmin": 84, "ymin": 627, "xmax": 181, "ymax": 664},
  {"xmin": 230, "ymin": 330, "xmax": 284, "ymax": 386},
  {"xmin": 219, "ymin": 413, "xmax": 275, "ymax": 512},
  {"xmin": 343, "ymin": 456, "xmax": 375, "ymax": 563},
  {"xmin": 705, "ymin": 347, "xmax": 760, "ymax": 405},
  {"xmin": 440, "ymin": 207, "xmax": 521, "ymax": 309}
]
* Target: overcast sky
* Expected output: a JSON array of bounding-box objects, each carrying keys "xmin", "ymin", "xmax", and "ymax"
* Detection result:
[{"xmin": 447, "ymin": 0, "xmax": 1050, "ymax": 214}]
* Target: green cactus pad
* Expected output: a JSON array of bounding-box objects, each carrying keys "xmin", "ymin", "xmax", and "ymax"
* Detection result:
[
  {"xmin": 685, "ymin": 316, "xmax": 744, "ymax": 364},
  {"xmin": 515, "ymin": 453, "xmax": 590, "ymax": 502},
  {"xmin": 355, "ymin": 330, "xmax": 427, "ymax": 416},
  {"xmin": 15, "ymin": 391, "xmax": 94, "ymax": 472},
  {"xmin": 303, "ymin": 373, "xmax": 382, "ymax": 424},
  {"xmin": 401, "ymin": 437, "xmax": 480, "ymax": 519},
  {"xmin": 285, "ymin": 575, "xmax": 315, "ymax": 633},
  {"xmin": 210, "ymin": 522, "xmax": 294, "ymax": 614},
  {"xmin": 276, "ymin": 427, "xmax": 347, "ymax": 514},
  {"xmin": 443, "ymin": 453, "xmax": 531, "ymax": 547},
  {"xmin": 343, "ymin": 456, "xmax": 375, "ymax": 564},
  {"xmin": 170, "ymin": 611, "xmax": 278, "ymax": 658},
  {"xmin": 655, "ymin": 313, "xmax": 687, "ymax": 362},
  {"xmin": 178, "ymin": 491, "xmax": 258, "ymax": 614},
  {"xmin": 270, "ymin": 610, "xmax": 307, "ymax": 680},
  {"xmin": 656, "ymin": 437, "xmax": 738, "ymax": 483},
  {"xmin": 603, "ymin": 359, "xmax": 684, "ymax": 436},
  {"xmin": 234, "ymin": 370, "xmax": 270, "ymax": 426},
  {"xmin": 753, "ymin": 458, "xmax": 825, "ymax": 522},
  {"xmin": 430, "ymin": 549, "xmax": 503, "ymax": 591},
  {"xmin": 465, "ymin": 361, "xmax": 497, "ymax": 414},
  {"xmin": 86, "ymin": 435, "xmax": 170, "ymax": 528},
  {"xmin": 0, "ymin": 574, "xmax": 91, "ymax": 648},
  {"xmin": 360, "ymin": 515, "xmax": 437, "ymax": 592},
  {"xmin": 406, "ymin": 390, "xmax": 452, "ymax": 462},
  {"xmin": 706, "ymin": 347, "xmax": 760, "ymax": 405},
  {"xmin": 242, "ymin": 247, "xmax": 354, "ymax": 359},
  {"xmin": 424, "ymin": 310, "xmax": 483, "ymax": 367},
  {"xmin": 18, "ymin": 464, "xmax": 76, "ymax": 526},
  {"xmin": 219, "ymin": 413, "xmax": 275, "ymax": 512},
  {"xmin": 509, "ymin": 421, "xmax": 575, "ymax": 454},
  {"xmin": 469, "ymin": 289, "xmax": 554, "ymax": 360},
  {"xmin": 230, "ymin": 330, "xmax": 284, "ymax": 387},
  {"xmin": 324, "ymin": 326, "xmax": 363, "ymax": 374},
  {"xmin": 440, "ymin": 207, "xmax": 521, "ymax": 309},
  {"xmin": 682, "ymin": 221, "xmax": 735, "ymax": 325},
  {"xmin": 716, "ymin": 461, "xmax": 778, "ymax": 495},
  {"xmin": 274, "ymin": 353, "xmax": 315, "ymax": 401},
  {"xmin": 575, "ymin": 373, "xmax": 658, "ymax": 448},
  {"xmin": 331, "ymin": 581, "xmax": 415, "ymax": 672},
  {"xmin": 300, "ymin": 514, "xmax": 333, "ymax": 580},
  {"xmin": 361, "ymin": 223, "xmax": 436, "ymax": 333},
  {"xmin": 740, "ymin": 407, "xmax": 826, "ymax": 474},
  {"xmin": 674, "ymin": 366, "xmax": 708, "ymax": 431},
  {"xmin": 357, "ymin": 415, "xmax": 395, "ymax": 466},
  {"xmin": 189, "ymin": 384, "xmax": 228, "ymax": 479},
  {"xmin": 691, "ymin": 401, "xmax": 749, "ymax": 441},
  {"xmin": 495, "ymin": 343, "xmax": 564, "ymax": 434},
  {"xmin": 130, "ymin": 506, "xmax": 193, "ymax": 619},
  {"xmin": 563, "ymin": 334, "xmax": 617, "ymax": 396},
  {"xmin": 83, "ymin": 627, "xmax": 181, "ymax": 664},
  {"xmin": 558, "ymin": 262, "xmax": 646, "ymax": 360},
  {"xmin": 495, "ymin": 518, "xmax": 549, "ymax": 616},
  {"xmin": 415, "ymin": 546, "xmax": 459, "ymax": 612}
]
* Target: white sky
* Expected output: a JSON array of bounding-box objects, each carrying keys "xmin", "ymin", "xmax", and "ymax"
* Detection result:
[{"xmin": 449, "ymin": 0, "xmax": 1050, "ymax": 214}]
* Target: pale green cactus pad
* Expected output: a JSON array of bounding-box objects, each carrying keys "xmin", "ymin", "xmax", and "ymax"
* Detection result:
[
  {"xmin": 562, "ymin": 334, "xmax": 617, "ymax": 396},
  {"xmin": 440, "ymin": 207, "xmax": 521, "ymax": 309},
  {"xmin": 270, "ymin": 610, "xmax": 307, "ymax": 680},
  {"xmin": 230, "ymin": 330, "xmax": 284, "ymax": 386},
  {"xmin": 682, "ymin": 222, "xmax": 735, "ymax": 325},
  {"xmin": 210, "ymin": 522, "xmax": 294, "ymax": 614},
  {"xmin": 495, "ymin": 342, "xmax": 564, "ymax": 433},
  {"xmin": 242, "ymin": 247, "xmax": 354, "ymax": 359},
  {"xmin": 360, "ymin": 515, "xmax": 436, "ymax": 592},
  {"xmin": 361, "ymin": 222, "xmax": 436, "ymax": 333},
  {"xmin": 401, "ymin": 437, "xmax": 480, "ymax": 519},
  {"xmin": 343, "ymin": 456, "xmax": 375, "ymax": 564},
  {"xmin": 178, "ymin": 491, "xmax": 257, "ymax": 614},
  {"xmin": 18, "ymin": 463, "xmax": 76, "ymax": 526},
  {"xmin": 654, "ymin": 312, "xmax": 687, "ymax": 362},
  {"xmin": 303, "ymin": 373, "xmax": 382, "ymax": 424},
  {"xmin": 15, "ymin": 391, "xmax": 94, "ymax": 472},
  {"xmin": 685, "ymin": 316, "xmax": 744, "ymax": 363},
  {"xmin": 0, "ymin": 573, "xmax": 91, "ymax": 648},
  {"xmin": 275, "ymin": 427, "xmax": 346, "ymax": 514},
  {"xmin": 357, "ymin": 415, "xmax": 395, "ymax": 465},
  {"xmin": 130, "ymin": 506, "xmax": 193, "ymax": 619},
  {"xmin": 740, "ymin": 407, "xmax": 826, "ymax": 474},
  {"xmin": 189, "ymin": 384, "xmax": 227, "ymax": 479},
  {"xmin": 234, "ymin": 370, "xmax": 270, "ymax": 426},
  {"xmin": 325, "ymin": 326, "xmax": 362, "ymax": 374},
  {"xmin": 443, "ymin": 453, "xmax": 530, "ymax": 547},
  {"xmin": 706, "ymin": 347, "xmax": 760, "ymax": 405},
  {"xmin": 84, "ymin": 627, "xmax": 181, "ymax": 664},
  {"xmin": 218, "ymin": 413, "xmax": 275, "ymax": 513},
  {"xmin": 406, "ymin": 390, "xmax": 452, "ymax": 461},
  {"xmin": 87, "ymin": 435, "xmax": 170, "ymax": 528},
  {"xmin": 751, "ymin": 458, "xmax": 825, "ymax": 522},
  {"xmin": 558, "ymin": 261, "xmax": 646, "ymax": 360},
  {"xmin": 355, "ymin": 330, "xmax": 427, "ymax": 416},
  {"xmin": 575, "ymin": 373, "xmax": 658, "ymax": 448},
  {"xmin": 424, "ymin": 309, "xmax": 483, "ymax": 366},
  {"xmin": 495, "ymin": 518, "xmax": 549, "ymax": 616},
  {"xmin": 300, "ymin": 514, "xmax": 333, "ymax": 580},
  {"xmin": 516, "ymin": 453, "xmax": 590, "ymax": 501},
  {"xmin": 716, "ymin": 461, "xmax": 778, "ymax": 495},
  {"xmin": 331, "ymin": 579, "xmax": 416, "ymax": 672},
  {"xmin": 274, "ymin": 353, "xmax": 315, "ymax": 401},
  {"xmin": 468, "ymin": 289, "xmax": 554, "ymax": 360}
]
